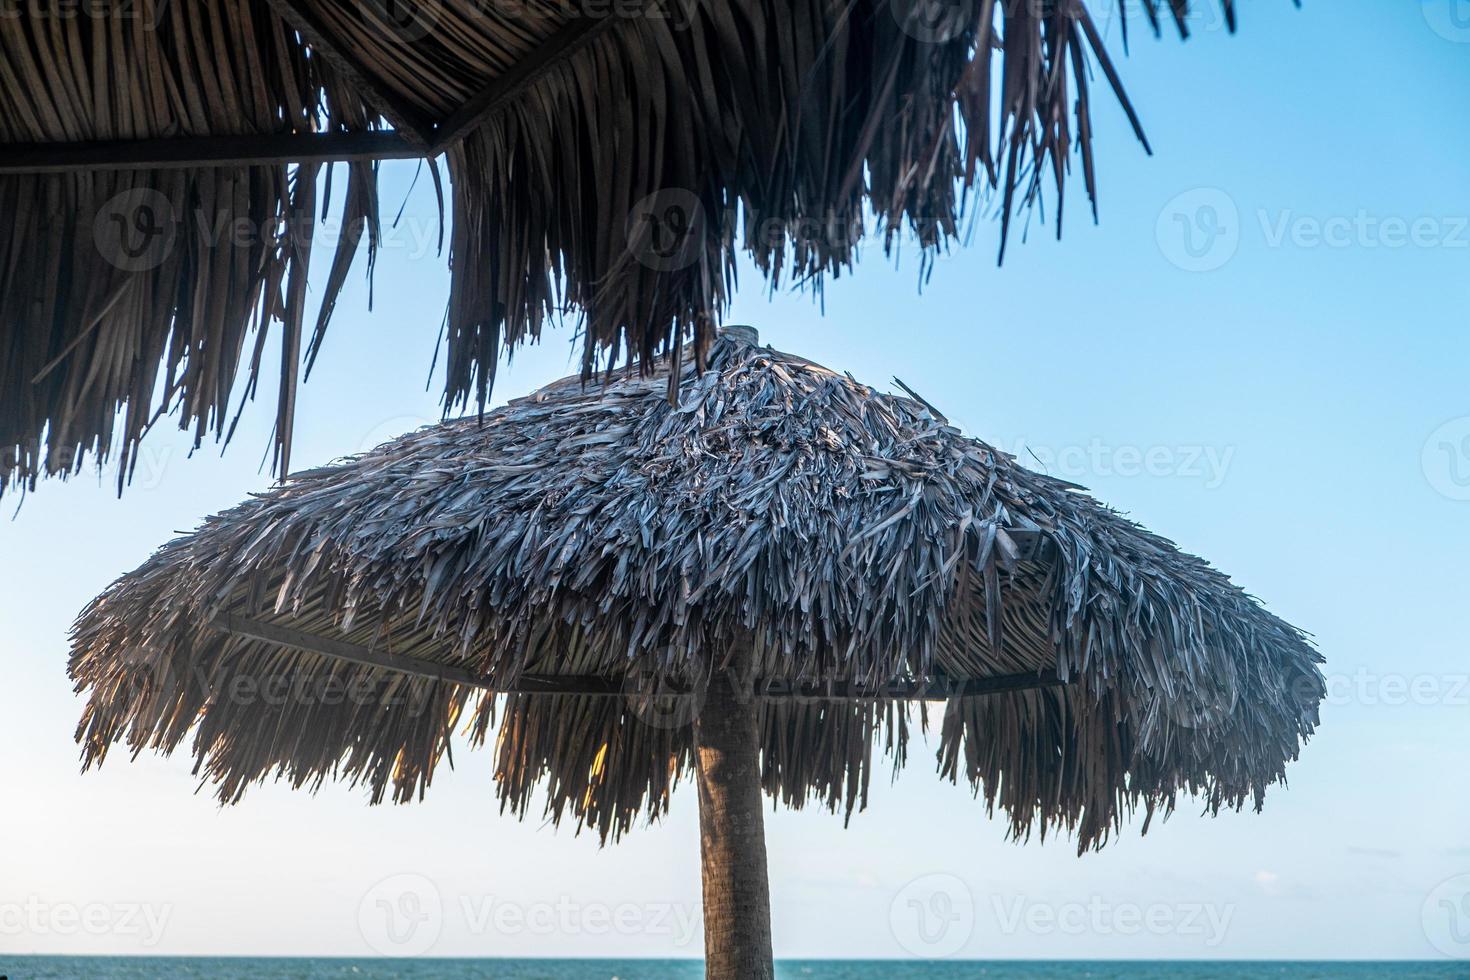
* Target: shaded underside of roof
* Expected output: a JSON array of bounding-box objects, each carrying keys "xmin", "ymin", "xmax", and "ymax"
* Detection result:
[
  {"xmin": 3, "ymin": 0, "xmax": 1253, "ymax": 495},
  {"xmin": 69, "ymin": 333, "xmax": 1323, "ymax": 851}
]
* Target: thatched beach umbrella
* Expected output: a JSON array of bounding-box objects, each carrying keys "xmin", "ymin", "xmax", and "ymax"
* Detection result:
[
  {"xmin": 3, "ymin": 0, "xmax": 1270, "ymax": 495},
  {"xmin": 72, "ymin": 327, "xmax": 1324, "ymax": 976}
]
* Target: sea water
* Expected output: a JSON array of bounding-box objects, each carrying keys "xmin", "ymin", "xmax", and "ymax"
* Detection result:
[{"xmin": 0, "ymin": 960, "xmax": 1464, "ymax": 979}]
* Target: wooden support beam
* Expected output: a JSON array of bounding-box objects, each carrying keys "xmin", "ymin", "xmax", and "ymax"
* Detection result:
[
  {"xmin": 780, "ymin": 671, "xmax": 1067, "ymax": 700},
  {"xmin": 0, "ymin": 7, "xmax": 635, "ymax": 172},
  {"xmin": 213, "ymin": 613, "xmax": 487, "ymax": 687},
  {"xmin": 429, "ymin": 12, "xmax": 624, "ymax": 152},
  {"xmin": 262, "ymin": 0, "xmax": 438, "ymax": 147},
  {"xmin": 0, "ymin": 132, "xmax": 425, "ymax": 174},
  {"xmin": 209, "ymin": 614, "xmax": 1066, "ymax": 700}
]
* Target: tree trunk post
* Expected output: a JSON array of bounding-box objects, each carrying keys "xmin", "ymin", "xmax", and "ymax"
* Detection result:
[{"xmin": 693, "ymin": 660, "xmax": 774, "ymax": 979}]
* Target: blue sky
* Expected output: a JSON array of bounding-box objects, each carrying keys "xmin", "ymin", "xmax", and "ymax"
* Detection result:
[{"xmin": 3, "ymin": 0, "xmax": 1468, "ymax": 962}]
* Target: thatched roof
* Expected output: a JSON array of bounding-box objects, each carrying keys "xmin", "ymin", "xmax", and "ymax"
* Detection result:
[
  {"xmin": 70, "ymin": 328, "xmax": 1324, "ymax": 851},
  {"xmin": 4, "ymin": 0, "xmax": 1256, "ymax": 494}
]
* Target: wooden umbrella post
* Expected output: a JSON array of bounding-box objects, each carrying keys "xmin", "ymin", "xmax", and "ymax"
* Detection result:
[{"xmin": 693, "ymin": 658, "xmax": 774, "ymax": 979}]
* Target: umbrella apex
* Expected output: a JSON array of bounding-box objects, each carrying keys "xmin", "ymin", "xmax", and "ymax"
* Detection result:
[{"xmin": 719, "ymin": 325, "xmax": 759, "ymax": 346}]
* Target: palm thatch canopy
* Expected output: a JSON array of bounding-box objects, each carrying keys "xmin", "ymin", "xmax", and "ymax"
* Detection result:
[
  {"xmin": 70, "ymin": 328, "xmax": 1323, "ymax": 852},
  {"xmin": 4, "ymin": 0, "xmax": 1264, "ymax": 494}
]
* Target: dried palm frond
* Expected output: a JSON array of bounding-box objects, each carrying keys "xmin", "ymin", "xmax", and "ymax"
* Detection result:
[{"xmin": 3, "ymin": 0, "xmax": 1267, "ymax": 495}]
